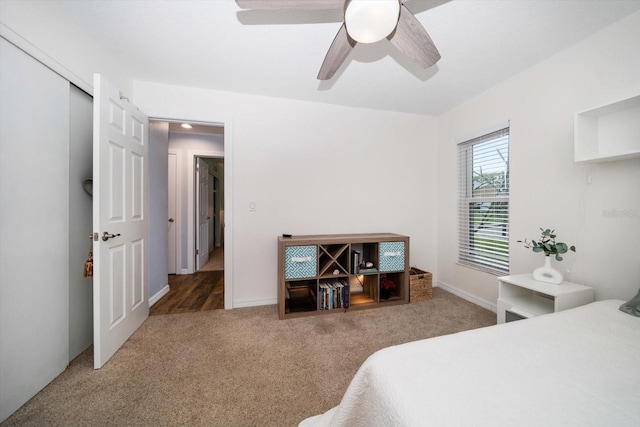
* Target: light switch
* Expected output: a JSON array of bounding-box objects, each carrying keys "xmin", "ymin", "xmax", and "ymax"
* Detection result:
[{"xmin": 249, "ymin": 200, "xmax": 257, "ymax": 211}]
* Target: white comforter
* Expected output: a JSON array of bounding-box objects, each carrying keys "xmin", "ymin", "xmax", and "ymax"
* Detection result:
[{"xmin": 300, "ymin": 300, "xmax": 640, "ymax": 427}]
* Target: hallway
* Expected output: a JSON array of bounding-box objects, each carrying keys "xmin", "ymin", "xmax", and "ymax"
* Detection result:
[
  {"xmin": 150, "ymin": 272, "xmax": 224, "ymax": 315},
  {"xmin": 150, "ymin": 247, "xmax": 224, "ymax": 316}
]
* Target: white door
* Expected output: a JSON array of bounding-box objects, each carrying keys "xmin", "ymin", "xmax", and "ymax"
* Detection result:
[
  {"xmin": 196, "ymin": 158, "xmax": 209, "ymax": 270},
  {"xmin": 93, "ymin": 74, "xmax": 149, "ymax": 369},
  {"xmin": 167, "ymin": 153, "xmax": 177, "ymax": 274},
  {"xmin": 208, "ymin": 172, "xmax": 214, "ymax": 253}
]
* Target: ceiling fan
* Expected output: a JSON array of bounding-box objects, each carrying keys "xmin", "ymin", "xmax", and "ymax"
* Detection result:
[{"xmin": 235, "ymin": 0, "xmax": 441, "ymax": 80}]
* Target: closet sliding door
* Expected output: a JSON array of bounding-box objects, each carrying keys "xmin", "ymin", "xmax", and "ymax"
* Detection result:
[{"xmin": 0, "ymin": 37, "xmax": 70, "ymax": 422}]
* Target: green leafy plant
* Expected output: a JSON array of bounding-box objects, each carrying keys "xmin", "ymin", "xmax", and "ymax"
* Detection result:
[{"xmin": 518, "ymin": 228, "xmax": 576, "ymax": 261}]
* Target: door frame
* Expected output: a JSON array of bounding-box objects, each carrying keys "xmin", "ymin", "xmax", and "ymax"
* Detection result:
[{"xmin": 151, "ymin": 115, "xmax": 233, "ymax": 310}]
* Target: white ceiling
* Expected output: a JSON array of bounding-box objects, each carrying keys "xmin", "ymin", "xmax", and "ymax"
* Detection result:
[{"xmin": 22, "ymin": 0, "xmax": 640, "ymax": 115}]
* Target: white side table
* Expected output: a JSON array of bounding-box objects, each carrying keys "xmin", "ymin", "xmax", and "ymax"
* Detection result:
[{"xmin": 497, "ymin": 274, "xmax": 594, "ymax": 324}]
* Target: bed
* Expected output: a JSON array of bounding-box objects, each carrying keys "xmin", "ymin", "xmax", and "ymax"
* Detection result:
[{"xmin": 300, "ymin": 299, "xmax": 640, "ymax": 427}]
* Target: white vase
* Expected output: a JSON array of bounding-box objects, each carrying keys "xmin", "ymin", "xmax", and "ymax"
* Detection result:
[{"xmin": 532, "ymin": 255, "xmax": 563, "ymax": 284}]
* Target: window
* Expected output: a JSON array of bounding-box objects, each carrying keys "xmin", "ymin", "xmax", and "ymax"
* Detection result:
[{"xmin": 458, "ymin": 127, "xmax": 509, "ymax": 274}]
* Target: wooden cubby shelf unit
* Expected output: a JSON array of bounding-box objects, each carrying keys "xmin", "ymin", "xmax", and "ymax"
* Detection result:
[{"xmin": 278, "ymin": 233, "xmax": 410, "ymax": 319}]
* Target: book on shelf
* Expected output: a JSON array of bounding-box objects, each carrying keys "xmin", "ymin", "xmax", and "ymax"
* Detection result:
[
  {"xmin": 334, "ymin": 281, "xmax": 342, "ymax": 309},
  {"xmin": 343, "ymin": 280, "xmax": 350, "ymax": 309},
  {"xmin": 351, "ymin": 250, "xmax": 361, "ymax": 274},
  {"xmin": 318, "ymin": 278, "xmax": 350, "ymax": 310},
  {"xmin": 329, "ymin": 282, "xmax": 335, "ymax": 308},
  {"xmin": 357, "ymin": 268, "xmax": 378, "ymax": 274}
]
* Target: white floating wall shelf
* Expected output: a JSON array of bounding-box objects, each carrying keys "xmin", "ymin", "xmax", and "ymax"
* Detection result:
[{"xmin": 574, "ymin": 94, "xmax": 640, "ymax": 162}]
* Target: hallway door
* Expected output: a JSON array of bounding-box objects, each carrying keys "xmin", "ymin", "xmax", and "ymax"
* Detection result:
[
  {"xmin": 208, "ymin": 172, "xmax": 215, "ymax": 254},
  {"xmin": 196, "ymin": 158, "xmax": 210, "ymax": 270}
]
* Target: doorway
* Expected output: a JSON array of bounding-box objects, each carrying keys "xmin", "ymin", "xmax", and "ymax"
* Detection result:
[
  {"xmin": 151, "ymin": 120, "xmax": 227, "ymax": 315},
  {"xmin": 149, "ymin": 271, "xmax": 224, "ymax": 315}
]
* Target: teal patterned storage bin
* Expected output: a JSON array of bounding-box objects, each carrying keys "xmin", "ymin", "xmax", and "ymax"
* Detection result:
[
  {"xmin": 285, "ymin": 245, "xmax": 317, "ymax": 279},
  {"xmin": 379, "ymin": 242, "xmax": 405, "ymax": 272}
]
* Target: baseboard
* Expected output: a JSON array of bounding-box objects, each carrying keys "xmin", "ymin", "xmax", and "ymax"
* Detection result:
[
  {"xmin": 233, "ymin": 297, "xmax": 277, "ymax": 309},
  {"xmin": 436, "ymin": 280, "xmax": 497, "ymax": 313},
  {"xmin": 149, "ymin": 284, "xmax": 170, "ymax": 307},
  {"xmin": 179, "ymin": 269, "xmax": 191, "ymax": 275}
]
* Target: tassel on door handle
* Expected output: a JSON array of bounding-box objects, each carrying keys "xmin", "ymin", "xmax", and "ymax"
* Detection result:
[
  {"xmin": 84, "ymin": 235, "xmax": 93, "ymax": 278},
  {"xmin": 102, "ymin": 232, "xmax": 121, "ymax": 241}
]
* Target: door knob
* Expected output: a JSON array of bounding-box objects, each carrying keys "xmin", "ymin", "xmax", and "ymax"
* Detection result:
[
  {"xmin": 168, "ymin": 218, "xmax": 175, "ymax": 222},
  {"xmin": 102, "ymin": 232, "xmax": 121, "ymax": 241}
]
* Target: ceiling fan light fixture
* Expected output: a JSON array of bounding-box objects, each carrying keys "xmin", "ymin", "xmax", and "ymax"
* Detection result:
[{"xmin": 344, "ymin": 0, "xmax": 400, "ymax": 44}]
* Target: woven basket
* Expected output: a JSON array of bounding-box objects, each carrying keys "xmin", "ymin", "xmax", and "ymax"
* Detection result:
[{"xmin": 409, "ymin": 267, "xmax": 432, "ymax": 302}]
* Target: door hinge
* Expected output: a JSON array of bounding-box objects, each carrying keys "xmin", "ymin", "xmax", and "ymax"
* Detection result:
[{"xmin": 196, "ymin": 249, "xmax": 199, "ymax": 255}]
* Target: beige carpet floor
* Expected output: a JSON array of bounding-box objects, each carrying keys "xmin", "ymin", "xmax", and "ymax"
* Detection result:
[{"xmin": 2, "ymin": 288, "xmax": 496, "ymax": 427}]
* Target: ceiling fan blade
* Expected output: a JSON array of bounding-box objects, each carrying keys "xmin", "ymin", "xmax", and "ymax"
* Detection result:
[
  {"xmin": 236, "ymin": 0, "xmax": 344, "ymax": 10},
  {"xmin": 388, "ymin": 4, "xmax": 441, "ymax": 68},
  {"xmin": 317, "ymin": 24, "xmax": 356, "ymax": 80}
]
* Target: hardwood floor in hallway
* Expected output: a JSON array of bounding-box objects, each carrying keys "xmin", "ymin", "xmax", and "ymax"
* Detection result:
[{"xmin": 150, "ymin": 271, "xmax": 224, "ymax": 316}]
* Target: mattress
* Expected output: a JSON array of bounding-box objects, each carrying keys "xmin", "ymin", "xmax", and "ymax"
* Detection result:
[{"xmin": 300, "ymin": 300, "xmax": 640, "ymax": 427}]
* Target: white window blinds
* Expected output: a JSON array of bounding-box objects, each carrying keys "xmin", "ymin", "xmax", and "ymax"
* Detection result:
[{"xmin": 458, "ymin": 127, "xmax": 510, "ymax": 275}]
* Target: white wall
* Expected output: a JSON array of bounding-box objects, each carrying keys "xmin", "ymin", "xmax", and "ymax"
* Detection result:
[
  {"xmin": 0, "ymin": 38, "xmax": 70, "ymax": 422},
  {"xmin": 68, "ymin": 84, "xmax": 94, "ymax": 361},
  {"xmin": 437, "ymin": 11, "xmax": 640, "ymax": 307},
  {"xmin": 135, "ymin": 82, "xmax": 439, "ymax": 307}
]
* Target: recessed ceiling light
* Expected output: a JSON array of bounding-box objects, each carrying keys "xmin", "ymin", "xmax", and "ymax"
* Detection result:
[{"xmin": 181, "ymin": 123, "xmax": 192, "ymax": 129}]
